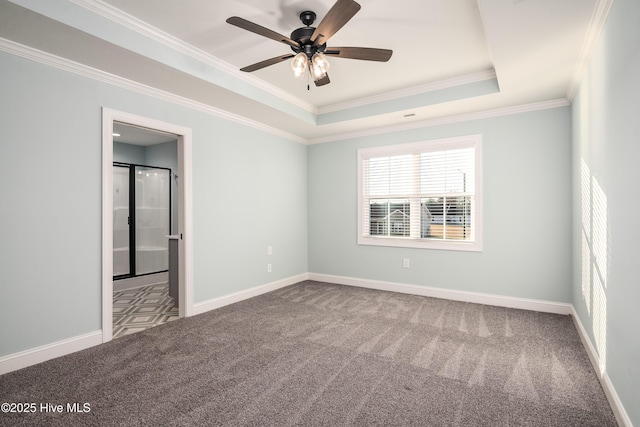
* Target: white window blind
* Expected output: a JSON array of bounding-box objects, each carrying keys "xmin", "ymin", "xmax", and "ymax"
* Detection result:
[{"xmin": 358, "ymin": 135, "xmax": 482, "ymax": 251}]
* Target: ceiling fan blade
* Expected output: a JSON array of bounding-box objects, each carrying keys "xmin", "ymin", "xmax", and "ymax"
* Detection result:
[
  {"xmin": 226, "ymin": 17, "xmax": 300, "ymax": 49},
  {"xmin": 324, "ymin": 47, "xmax": 393, "ymax": 62},
  {"xmin": 240, "ymin": 54, "xmax": 295, "ymax": 72},
  {"xmin": 314, "ymin": 74, "xmax": 331, "ymax": 86},
  {"xmin": 311, "ymin": 0, "xmax": 361, "ymax": 46}
]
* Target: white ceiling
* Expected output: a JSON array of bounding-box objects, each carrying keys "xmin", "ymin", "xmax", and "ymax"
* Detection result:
[
  {"xmin": 103, "ymin": 0, "xmax": 494, "ymax": 107},
  {"xmin": 0, "ymin": 0, "xmax": 601, "ymax": 143}
]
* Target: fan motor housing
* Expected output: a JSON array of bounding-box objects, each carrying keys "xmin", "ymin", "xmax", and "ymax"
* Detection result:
[{"xmin": 290, "ymin": 27, "xmax": 326, "ymax": 57}]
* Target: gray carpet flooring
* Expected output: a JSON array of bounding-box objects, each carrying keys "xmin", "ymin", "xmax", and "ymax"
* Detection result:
[{"xmin": 0, "ymin": 281, "xmax": 616, "ymax": 426}]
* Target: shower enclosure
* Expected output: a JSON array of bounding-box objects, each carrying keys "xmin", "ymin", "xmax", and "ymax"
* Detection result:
[{"xmin": 113, "ymin": 163, "xmax": 171, "ymax": 279}]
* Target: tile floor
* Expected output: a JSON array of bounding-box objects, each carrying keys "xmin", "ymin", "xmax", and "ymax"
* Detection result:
[{"xmin": 113, "ymin": 282, "xmax": 179, "ymax": 338}]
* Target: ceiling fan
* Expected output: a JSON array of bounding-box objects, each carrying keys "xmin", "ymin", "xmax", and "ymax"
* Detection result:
[{"xmin": 226, "ymin": 0, "xmax": 393, "ymax": 87}]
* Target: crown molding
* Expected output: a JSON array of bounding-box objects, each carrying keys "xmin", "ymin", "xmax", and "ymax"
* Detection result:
[
  {"xmin": 69, "ymin": 0, "xmax": 318, "ymax": 114},
  {"xmin": 16, "ymin": 0, "xmax": 605, "ymax": 147},
  {"xmin": 1, "ymin": 37, "xmax": 573, "ymax": 147},
  {"xmin": 1, "ymin": 36, "xmax": 569, "ymax": 147},
  {"xmin": 0, "ymin": 38, "xmax": 308, "ymax": 144},
  {"xmin": 309, "ymin": 99, "xmax": 570, "ymax": 144},
  {"xmin": 565, "ymin": 0, "xmax": 614, "ymax": 101},
  {"xmin": 317, "ymin": 70, "xmax": 498, "ymax": 115}
]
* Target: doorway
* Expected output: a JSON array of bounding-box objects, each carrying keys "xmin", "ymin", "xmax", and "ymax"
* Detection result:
[{"xmin": 102, "ymin": 108, "xmax": 193, "ymax": 343}]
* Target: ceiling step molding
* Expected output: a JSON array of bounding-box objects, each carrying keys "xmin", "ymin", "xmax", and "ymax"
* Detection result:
[
  {"xmin": 0, "ymin": 37, "xmax": 307, "ymax": 144},
  {"xmin": 69, "ymin": 0, "xmax": 318, "ymax": 114},
  {"xmin": 317, "ymin": 69, "xmax": 498, "ymax": 115},
  {"xmin": 1, "ymin": 37, "xmax": 569, "ymax": 146},
  {"xmin": 7, "ymin": 0, "xmax": 608, "ymax": 145},
  {"xmin": 1, "ymin": 36, "xmax": 570, "ymax": 146},
  {"xmin": 309, "ymin": 98, "xmax": 570, "ymax": 145},
  {"xmin": 565, "ymin": 0, "xmax": 615, "ymax": 101}
]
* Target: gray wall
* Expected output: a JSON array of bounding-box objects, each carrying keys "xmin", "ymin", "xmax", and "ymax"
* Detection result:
[
  {"xmin": 2, "ymin": 11, "xmax": 637, "ymax": 421},
  {"xmin": 0, "ymin": 52, "xmax": 308, "ymax": 357},
  {"xmin": 113, "ymin": 141, "xmax": 145, "ymax": 165},
  {"xmin": 571, "ymin": 0, "xmax": 640, "ymax": 423},
  {"xmin": 308, "ymin": 108, "xmax": 573, "ymax": 303}
]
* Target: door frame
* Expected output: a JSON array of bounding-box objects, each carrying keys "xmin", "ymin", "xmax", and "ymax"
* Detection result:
[{"xmin": 102, "ymin": 108, "xmax": 194, "ymax": 342}]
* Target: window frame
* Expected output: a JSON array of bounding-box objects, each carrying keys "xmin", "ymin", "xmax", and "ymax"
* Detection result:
[{"xmin": 357, "ymin": 135, "xmax": 483, "ymax": 252}]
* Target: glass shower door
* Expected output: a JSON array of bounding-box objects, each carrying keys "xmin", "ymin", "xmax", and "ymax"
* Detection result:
[
  {"xmin": 134, "ymin": 166, "xmax": 170, "ymax": 275},
  {"xmin": 113, "ymin": 165, "xmax": 130, "ymax": 277}
]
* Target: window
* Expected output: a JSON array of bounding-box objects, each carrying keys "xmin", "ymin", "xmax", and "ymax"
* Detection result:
[{"xmin": 358, "ymin": 135, "xmax": 482, "ymax": 251}]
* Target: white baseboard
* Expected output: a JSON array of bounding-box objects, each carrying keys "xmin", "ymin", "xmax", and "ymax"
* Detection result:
[
  {"xmin": 309, "ymin": 273, "xmax": 572, "ymax": 315},
  {"xmin": 311, "ymin": 273, "xmax": 632, "ymax": 425},
  {"xmin": 1, "ymin": 273, "xmax": 632, "ymax": 427},
  {"xmin": 0, "ymin": 274, "xmax": 309, "ymax": 376},
  {"xmin": 7, "ymin": 268, "xmax": 632, "ymax": 427},
  {"xmin": 192, "ymin": 273, "xmax": 309, "ymax": 316},
  {"xmin": 0, "ymin": 331, "xmax": 102, "ymax": 376},
  {"xmin": 570, "ymin": 306, "xmax": 633, "ymax": 427}
]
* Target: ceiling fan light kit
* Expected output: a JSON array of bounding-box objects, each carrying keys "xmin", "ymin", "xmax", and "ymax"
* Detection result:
[
  {"xmin": 226, "ymin": 0, "xmax": 392, "ymax": 88},
  {"xmin": 311, "ymin": 52, "xmax": 330, "ymax": 77},
  {"xmin": 291, "ymin": 52, "xmax": 308, "ymax": 78}
]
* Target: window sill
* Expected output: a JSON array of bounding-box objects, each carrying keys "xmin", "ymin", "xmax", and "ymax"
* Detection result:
[{"xmin": 358, "ymin": 236, "xmax": 482, "ymax": 252}]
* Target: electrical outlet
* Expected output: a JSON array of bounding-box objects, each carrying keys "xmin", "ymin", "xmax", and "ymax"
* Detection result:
[
  {"xmin": 267, "ymin": 246, "xmax": 272, "ymax": 256},
  {"xmin": 267, "ymin": 264, "xmax": 272, "ymax": 273},
  {"xmin": 403, "ymin": 258, "xmax": 410, "ymax": 269}
]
